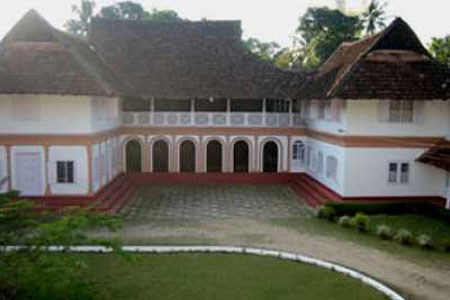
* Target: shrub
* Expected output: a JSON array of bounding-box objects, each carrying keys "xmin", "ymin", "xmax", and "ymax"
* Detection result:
[
  {"xmin": 440, "ymin": 237, "xmax": 450, "ymax": 252},
  {"xmin": 316, "ymin": 206, "xmax": 336, "ymax": 222},
  {"xmin": 337, "ymin": 215, "xmax": 352, "ymax": 227},
  {"xmin": 393, "ymin": 229, "xmax": 413, "ymax": 245},
  {"xmin": 375, "ymin": 224, "xmax": 393, "ymax": 240},
  {"xmin": 416, "ymin": 234, "xmax": 433, "ymax": 249},
  {"xmin": 352, "ymin": 213, "xmax": 369, "ymax": 233}
]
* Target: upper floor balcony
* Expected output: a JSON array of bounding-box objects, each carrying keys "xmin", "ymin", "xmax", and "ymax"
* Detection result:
[{"xmin": 121, "ymin": 98, "xmax": 304, "ymax": 128}]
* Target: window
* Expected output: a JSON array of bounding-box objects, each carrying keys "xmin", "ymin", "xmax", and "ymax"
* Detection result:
[
  {"xmin": 388, "ymin": 162, "xmax": 410, "ymax": 184},
  {"xmin": 326, "ymin": 156, "xmax": 338, "ymax": 182},
  {"xmin": 155, "ymin": 99, "xmax": 191, "ymax": 112},
  {"xmin": 266, "ymin": 100, "xmax": 289, "ymax": 113},
  {"xmin": 317, "ymin": 101, "xmax": 325, "ymax": 120},
  {"xmin": 389, "ymin": 101, "xmax": 414, "ymax": 123},
  {"xmin": 305, "ymin": 147, "xmax": 311, "ymax": 166},
  {"xmin": 230, "ymin": 99, "xmax": 263, "ymax": 112},
  {"xmin": 56, "ymin": 161, "xmax": 74, "ymax": 184},
  {"xmin": 317, "ymin": 151, "xmax": 324, "ymax": 175},
  {"xmin": 311, "ymin": 151, "xmax": 318, "ymax": 171},
  {"xmin": 293, "ymin": 141, "xmax": 305, "ymax": 161}
]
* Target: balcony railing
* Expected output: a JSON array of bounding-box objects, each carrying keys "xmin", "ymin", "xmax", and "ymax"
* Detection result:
[{"xmin": 122, "ymin": 112, "xmax": 304, "ymax": 128}]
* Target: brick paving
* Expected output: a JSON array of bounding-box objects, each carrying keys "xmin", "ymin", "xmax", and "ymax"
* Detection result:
[{"xmin": 119, "ymin": 185, "xmax": 310, "ymax": 220}]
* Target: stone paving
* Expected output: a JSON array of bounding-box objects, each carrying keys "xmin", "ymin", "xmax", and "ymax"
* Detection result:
[{"xmin": 119, "ymin": 185, "xmax": 310, "ymax": 220}]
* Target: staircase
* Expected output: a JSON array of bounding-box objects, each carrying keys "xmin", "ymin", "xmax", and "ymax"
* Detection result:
[{"xmin": 288, "ymin": 174, "xmax": 341, "ymax": 208}]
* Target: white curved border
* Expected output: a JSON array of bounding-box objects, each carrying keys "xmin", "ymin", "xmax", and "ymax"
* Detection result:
[{"xmin": 4, "ymin": 245, "xmax": 405, "ymax": 300}]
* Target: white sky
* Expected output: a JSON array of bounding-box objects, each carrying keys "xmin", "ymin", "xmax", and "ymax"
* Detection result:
[{"xmin": 0, "ymin": 0, "xmax": 449, "ymax": 47}]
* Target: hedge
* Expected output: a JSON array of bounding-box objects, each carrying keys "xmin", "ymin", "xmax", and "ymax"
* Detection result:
[{"xmin": 323, "ymin": 202, "xmax": 450, "ymax": 224}]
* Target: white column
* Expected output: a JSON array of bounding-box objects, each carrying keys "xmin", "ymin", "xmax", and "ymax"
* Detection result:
[
  {"xmin": 226, "ymin": 99, "xmax": 231, "ymax": 126},
  {"xmin": 262, "ymin": 99, "xmax": 267, "ymax": 126},
  {"xmin": 288, "ymin": 99, "xmax": 293, "ymax": 127}
]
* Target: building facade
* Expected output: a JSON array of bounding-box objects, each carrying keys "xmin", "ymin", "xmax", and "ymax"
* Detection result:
[{"xmin": 0, "ymin": 11, "xmax": 449, "ymax": 208}]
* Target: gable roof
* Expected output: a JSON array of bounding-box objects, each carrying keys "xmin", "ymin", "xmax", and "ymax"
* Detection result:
[
  {"xmin": 298, "ymin": 18, "xmax": 450, "ymax": 100},
  {"xmin": 88, "ymin": 17, "xmax": 302, "ymax": 99},
  {"xmin": 416, "ymin": 143, "xmax": 450, "ymax": 172},
  {"xmin": 0, "ymin": 10, "xmax": 129, "ymax": 97}
]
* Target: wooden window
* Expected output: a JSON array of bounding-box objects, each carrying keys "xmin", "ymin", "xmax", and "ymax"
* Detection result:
[
  {"xmin": 230, "ymin": 99, "xmax": 263, "ymax": 112},
  {"xmin": 317, "ymin": 101, "xmax": 325, "ymax": 120},
  {"xmin": 155, "ymin": 99, "xmax": 191, "ymax": 112},
  {"xmin": 122, "ymin": 98, "xmax": 151, "ymax": 112},
  {"xmin": 389, "ymin": 100, "xmax": 414, "ymax": 123},
  {"xmin": 292, "ymin": 100, "xmax": 302, "ymax": 114},
  {"xmin": 293, "ymin": 141, "xmax": 305, "ymax": 161},
  {"xmin": 195, "ymin": 99, "xmax": 227, "ymax": 112},
  {"xmin": 56, "ymin": 161, "xmax": 74, "ymax": 184},
  {"xmin": 317, "ymin": 151, "xmax": 324, "ymax": 175},
  {"xmin": 388, "ymin": 162, "xmax": 410, "ymax": 184},
  {"xmin": 326, "ymin": 156, "xmax": 338, "ymax": 182},
  {"xmin": 266, "ymin": 100, "xmax": 289, "ymax": 113}
]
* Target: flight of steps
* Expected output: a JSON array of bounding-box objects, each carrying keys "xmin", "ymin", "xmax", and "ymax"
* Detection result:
[
  {"xmin": 288, "ymin": 174, "xmax": 340, "ymax": 208},
  {"xmin": 94, "ymin": 174, "xmax": 138, "ymax": 214}
]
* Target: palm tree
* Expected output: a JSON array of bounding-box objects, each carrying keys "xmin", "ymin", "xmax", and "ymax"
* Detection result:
[{"xmin": 361, "ymin": 0, "xmax": 387, "ymax": 36}]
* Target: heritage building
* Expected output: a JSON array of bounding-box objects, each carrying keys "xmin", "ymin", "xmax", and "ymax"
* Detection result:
[{"xmin": 0, "ymin": 10, "xmax": 449, "ymax": 209}]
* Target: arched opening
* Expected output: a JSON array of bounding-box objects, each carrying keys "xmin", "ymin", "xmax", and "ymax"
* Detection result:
[
  {"xmin": 207, "ymin": 140, "xmax": 223, "ymax": 173},
  {"xmin": 152, "ymin": 140, "xmax": 169, "ymax": 173},
  {"xmin": 233, "ymin": 141, "xmax": 249, "ymax": 173},
  {"xmin": 125, "ymin": 139, "xmax": 142, "ymax": 173},
  {"xmin": 179, "ymin": 140, "xmax": 196, "ymax": 173},
  {"xmin": 263, "ymin": 141, "xmax": 278, "ymax": 173}
]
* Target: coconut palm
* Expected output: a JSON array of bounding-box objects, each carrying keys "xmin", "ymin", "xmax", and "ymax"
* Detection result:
[{"xmin": 361, "ymin": 0, "xmax": 387, "ymax": 35}]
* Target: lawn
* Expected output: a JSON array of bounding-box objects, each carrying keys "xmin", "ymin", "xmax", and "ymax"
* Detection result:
[
  {"xmin": 368, "ymin": 214, "xmax": 450, "ymax": 242},
  {"xmin": 82, "ymin": 253, "xmax": 389, "ymax": 300}
]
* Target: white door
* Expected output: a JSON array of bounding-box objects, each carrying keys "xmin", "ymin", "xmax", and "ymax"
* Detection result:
[
  {"xmin": 15, "ymin": 152, "xmax": 43, "ymax": 196},
  {"xmin": 446, "ymin": 173, "xmax": 450, "ymax": 210}
]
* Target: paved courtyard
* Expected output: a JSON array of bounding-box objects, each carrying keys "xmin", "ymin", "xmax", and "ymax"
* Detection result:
[{"xmin": 119, "ymin": 184, "xmax": 310, "ymax": 220}]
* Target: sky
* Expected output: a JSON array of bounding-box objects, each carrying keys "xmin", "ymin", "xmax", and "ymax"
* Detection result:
[{"xmin": 0, "ymin": 0, "xmax": 449, "ymax": 47}]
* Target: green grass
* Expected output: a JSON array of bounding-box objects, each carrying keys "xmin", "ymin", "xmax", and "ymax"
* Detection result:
[
  {"xmin": 82, "ymin": 253, "xmax": 389, "ymax": 300},
  {"xmin": 368, "ymin": 214, "xmax": 450, "ymax": 242}
]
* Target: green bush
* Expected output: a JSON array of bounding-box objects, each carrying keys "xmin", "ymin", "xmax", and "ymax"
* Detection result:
[
  {"xmin": 393, "ymin": 229, "xmax": 413, "ymax": 245},
  {"xmin": 0, "ymin": 195, "xmax": 123, "ymax": 299},
  {"xmin": 351, "ymin": 213, "xmax": 369, "ymax": 233},
  {"xmin": 416, "ymin": 234, "xmax": 433, "ymax": 249},
  {"xmin": 375, "ymin": 224, "xmax": 393, "ymax": 240},
  {"xmin": 316, "ymin": 206, "xmax": 336, "ymax": 222},
  {"xmin": 337, "ymin": 215, "xmax": 352, "ymax": 227},
  {"xmin": 440, "ymin": 237, "xmax": 450, "ymax": 252}
]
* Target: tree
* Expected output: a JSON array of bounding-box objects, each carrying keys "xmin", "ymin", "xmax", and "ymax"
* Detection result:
[
  {"xmin": 297, "ymin": 7, "xmax": 362, "ymax": 68},
  {"xmin": 99, "ymin": 2, "xmax": 182, "ymax": 21},
  {"xmin": 0, "ymin": 191, "xmax": 122, "ymax": 299},
  {"xmin": 64, "ymin": 0, "xmax": 95, "ymax": 36},
  {"xmin": 429, "ymin": 36, "xmax": 450, "ymax": 67},
  {"xmin": 361, "ymin": 0, "xmax": 387, "ymax": 36},
  {"xmin": 99, "ymin": 1, "xmax": 146, "ymax": 20},
  {"xmin": 243, "ymin": 38, "xmax": 282, "ymax": 62}
]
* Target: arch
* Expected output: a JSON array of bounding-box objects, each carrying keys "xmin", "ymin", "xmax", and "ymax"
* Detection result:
[
  {"xmin": 152, "ymin": 139, "xmax": 169, "ymax": 173},
  {"xmin": 179, "ymin": 140, "xmax": 196, "ymax": 173},
  {"xmin": 233, "ymin": 140, "xmax": 250, "ymax": 173},
  {"xmin": 263, "ymin": 141, "xmax": 279, "ymax": 173},
  {"xmin": 125, "ymin": 139, "xmax": 143, "ymax": 172},
  {"xmin": 206, "ymin": 140, "xmax": 223, "ymax": 173}
]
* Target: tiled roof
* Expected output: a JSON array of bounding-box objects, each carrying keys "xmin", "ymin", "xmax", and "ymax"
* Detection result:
[
  {"xmin": 297, "ymin": 18, "xmax": 450, "ymax": 100},
  {"xmin": 0, "ymin": 10, "xmax": 128, "ymax": 97},
  {"xmin": 88, "ymin": 17, "xmax": 302, "ymax": 99},
  {"xmin": 417, "ymin": 143, "xmax": 450, "ymax": 172}
]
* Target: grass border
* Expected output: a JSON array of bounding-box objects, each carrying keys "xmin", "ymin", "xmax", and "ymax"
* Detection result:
[{"xmin": 3, "ymin": 245, "xmax": 404, "ymax": 300}]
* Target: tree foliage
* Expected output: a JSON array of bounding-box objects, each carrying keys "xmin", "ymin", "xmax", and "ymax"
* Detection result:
[
  {"xmin": 297, "ymin": 7, "xmax": 362, "ymax": 68},
  {"xmin": 0, "ymin": 191, "xmax": 122, "ymax": 299},
  {"xmin": 243, "ymin": 38, "xmax": 282, "ymax": 62},
  {"xmin": 64, "ymin": 0, "xmax": 96, "ymax": 36},
  {"xmin": 361, "ymin": 0, "xmax": 387, "ymax": 36},
  {"xmin": 66, "ymin": 1, "xmax": 182, "ymax": 36},
  {"xmin": 429, "ymin": 36, "xmax": 450, "ymax": 67}
]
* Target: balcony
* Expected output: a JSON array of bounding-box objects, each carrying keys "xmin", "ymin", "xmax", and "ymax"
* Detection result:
[{"xmin": 122, "ymin": 112, "xmax": 304, "ymax": 128}]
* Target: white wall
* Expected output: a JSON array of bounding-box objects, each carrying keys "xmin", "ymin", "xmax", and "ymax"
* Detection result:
[
  {"xmin": 0, "ymin": 95, "xmax": 92, "ymax": 134},
  {"xmin": 91, "ymin": 97, "xmax": 121, "ymax": 133},
  {"xmin": 92, "ymin": 143, "xmax": 100, "ymax": 193},
  {"xmin": 343, "ymin": 147, "xmax": 447, "ymax": 197},
  {"xmin": 345, "ymin": 100, "xmax": 450, "ymax": 137},
  {"xmin": 304, "ymin": 137, "xmax": 346, "ymax": 195},
  {"xmin": 48, "ymin": 146, "xmax": 89, "ymax": 195},
  {"xmin": 0, "ymin": 94, "xmax": 121, "ymax": 135},
  {"xmin": 0, "ymin": 146, "xmax": 7, "ymax": 193}
]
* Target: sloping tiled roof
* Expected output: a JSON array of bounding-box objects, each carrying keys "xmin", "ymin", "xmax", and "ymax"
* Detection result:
[
  {"xmin": 0, "ymin": 10, "xmax": 128, "ymax": 97},
  {"xmin": 416, "ymin": 143, "xmax": 450, "ymax": 172},
  {"xmin": 297, "ymin": 18, "xmax": 450, "ymax": 100},
  {"xmin": 88, "ymin": 17, "xmax": 302, "ymax": 99}
]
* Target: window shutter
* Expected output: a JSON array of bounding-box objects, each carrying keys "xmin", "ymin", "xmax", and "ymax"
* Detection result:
[
  {"xmin": 56, "ymin": 162, "xmax": 65, "ymax": 183},
  {"xmin": 377, "ymin": 100, "xmax": 390, "ymax": 123},
  {"xmin": 413, "ymin": 101, "xmax": 425, "ymax": 124}
]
